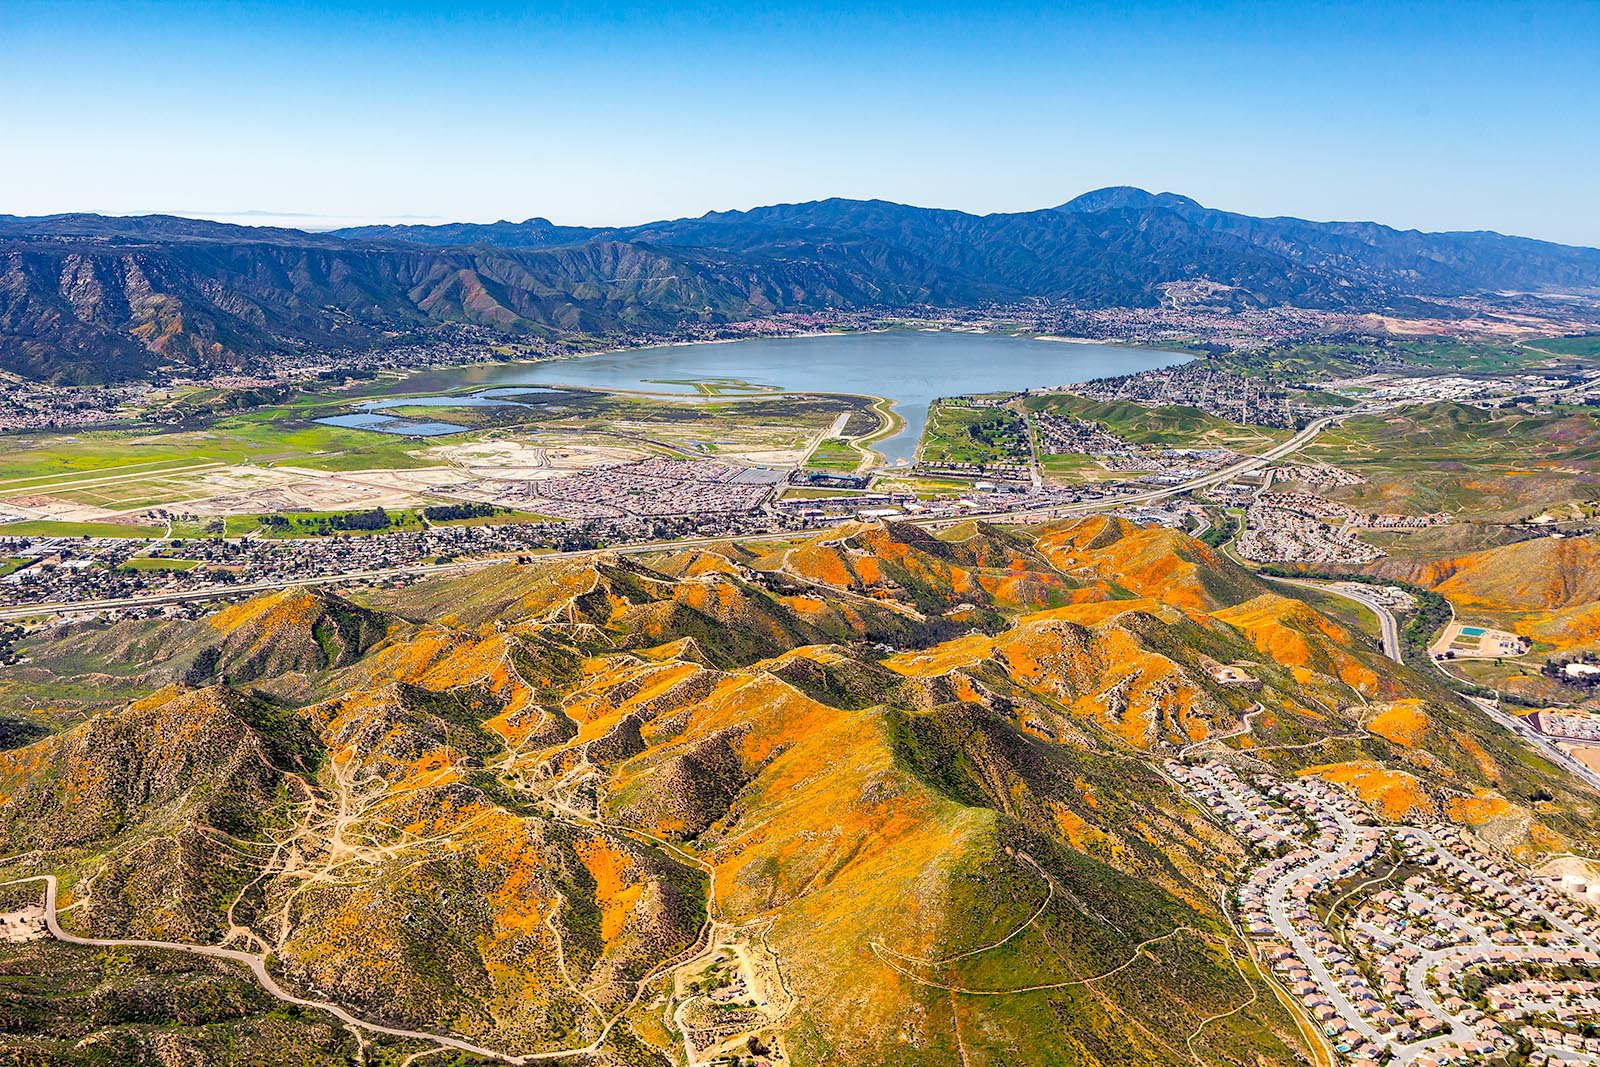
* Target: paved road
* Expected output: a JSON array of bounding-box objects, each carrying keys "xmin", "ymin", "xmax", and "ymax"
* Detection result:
[
  {"xmin": 1269, "ymin": 577, "xmax": 1403, "ymax": 663},
  {"xmin": 1261, "ymin": 810, "xmax": 1383, "ymax": 1045},
  {"xmin": 0, "ymin": 415, "xmax": 1344, "ymax": 622},
  {"xmin": 1267, "ymin": 574, "xmax": 1600, "ymax": 798},
  {"xmin": 929, "ymin": 415, "xmax": 1340, "ymax": 528},
  {"xmin": 1420, "ymin": 601, "xmax": 1600, "ymax": 796},
  {"xmin": 0, "ymin": 532, "xmax": 765, "ymax": 622},
  {"xmin": 1258, "ymin": 813, "xmax": 1599, "ymax": 1065},
  {"xmin": 1208, "ymin": 468, "xmax": 1402, "ymax": 664},
  {"xmin": 1394, "ymin": 943, "xmax": 1476, "ymax": 1065},
  {"xmin": 1463, "ymin": 692, "xmax": 1600, "ymax": 796},
  {"xmin": 1253, "ymin": 567, "xmax": 1600, "ymax": 803},
  {"xmin": 1430, "ymin": 830, "xmax": 1596, "ymax": 947},
  {"xmin": 1388, "ymin": 825, "xmax": 1600, "ymax": 1067}
]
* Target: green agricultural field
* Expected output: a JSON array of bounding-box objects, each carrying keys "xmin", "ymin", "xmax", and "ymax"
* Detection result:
[
  {"xmin": 1022, "ymin": 393, "xmax": 1288, "ymax": 453},
  {"xmin": 1524, "ymin": 334, "xmax": 1600, "ymax": 360},
  {"xmin": 211, "ymin": 413, "xmax": 458, "ymax": 471},
  {"xmin": 1218, "ymin": 338, "xmax": 1576, "ymax": 379},
  {"xmin": 804, "ymin": 437, "xmax": 864, "ymax": 473},
  {"xmin": 0, "ymin": 418, "xmax": 441, "ymax": 486},
  {"xmin": 0, "ymin": 519, "xmax": 164, "ymax": 538},
  {"xmin": 0, "ymin": 441, "xmax": 225, "ymax": 486},
  {"xmin": 251, "ymin": 508, "xmax": 427, "ymax": 538},
  {"xmin": 0, "ymin": 381, "xmax": 893, "ymax": 542},
  {"xmin": 28, "ymin": 473, "xmax": 226, "ymax": 511},
  {"xmin": 919, "ymin": 402, "xmax": 1030, "ymax": 465},
  {"xmin": 1040, "ymin": 453, "xmax": 1123, "ymax": 479},
  {"xmin": 873, "ymin": 474, "xmax": 977, "ymax": 497},
  {"xmin": 1209, "ymin": 344, "xmax": 1378, "ymax": 382},
  {"xmin": 1296, "ymin": 388, "xmax": 1360, "ymax": 408},
  {"xmin": 1382, "ymin": 340, "xmax": 1549, "ymax": 372},
  {"xmin": 118, "ymin": 556, "xmax": 202, "ymax": 572},
  {"xmin": 163, "ymin": 507, "xmax": 430, "ymax": 540},
  {"xmin": 1, "ymin": 382, "xmax": 871, "ymax": 498},
  {"xmin": 781, "ymin": 486, "xmax": 865, "ymax": 499}
]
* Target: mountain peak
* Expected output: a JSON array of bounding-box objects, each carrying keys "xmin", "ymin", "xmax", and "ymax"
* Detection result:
[{"xmin": 1056, "ymin": 186, "xmax": 1204, "ymax": 214}]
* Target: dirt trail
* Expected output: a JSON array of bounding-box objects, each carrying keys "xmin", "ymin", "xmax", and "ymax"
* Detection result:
[
  {"xmin": 872, "ymin": 852, "xmax": 1055, "ymax": 970},
  {"xmin": 3, "ymin": 873, "xmax": 550, "ymax": 1063},
  {"xmin": 873, "ymin": 917, "xmax": 1226, "ymax": 998},
  {"xmin": 1, "ymin": 749, "xmax": 682, "ymax": 1064}
]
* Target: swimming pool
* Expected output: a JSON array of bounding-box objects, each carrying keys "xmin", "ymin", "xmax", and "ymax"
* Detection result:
[{"xmin": 1460, "ymin": 626, "xmax": 1487, "ymax": 637}]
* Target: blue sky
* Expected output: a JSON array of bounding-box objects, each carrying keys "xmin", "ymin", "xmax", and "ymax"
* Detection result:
[{"xmin": 3, "ymin": 0, "xmax": 1598, "ymax": 244}]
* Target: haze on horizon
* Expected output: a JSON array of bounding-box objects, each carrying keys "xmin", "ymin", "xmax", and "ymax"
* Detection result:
[{"xmin": 4, "ymin": 0, "xmax": 1599, "ymax": 246}]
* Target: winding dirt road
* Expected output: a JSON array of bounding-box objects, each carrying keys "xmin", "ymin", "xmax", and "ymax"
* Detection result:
[{"xmin": 1, "ymin": 873, "xmax": 617, "ymax": 1065}]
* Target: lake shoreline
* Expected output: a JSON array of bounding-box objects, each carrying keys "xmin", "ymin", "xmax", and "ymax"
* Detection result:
[{"xmin": 347, "ymin": 329, "xmax": 1191, "ymax": 464}]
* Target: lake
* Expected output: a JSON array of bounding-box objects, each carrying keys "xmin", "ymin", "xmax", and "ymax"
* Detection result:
[
  {"xmin": 315, "ymin": 412, "xmax": 471, "ymax": 436},
  {"xmin": 374, "ymin": 331, "xmax": 1190, "ymax": 463}
]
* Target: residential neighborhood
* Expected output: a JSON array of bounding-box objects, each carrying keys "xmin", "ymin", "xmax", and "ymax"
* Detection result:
[{"xmin": 1171, "ymin": 759, "xmax": 1600, "ymax": 1066}]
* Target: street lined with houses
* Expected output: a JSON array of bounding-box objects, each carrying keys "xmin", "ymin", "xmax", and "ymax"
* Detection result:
[{"xmin": 1172, "ymin": 759, "xmax": 1600, "ymax": 1066}]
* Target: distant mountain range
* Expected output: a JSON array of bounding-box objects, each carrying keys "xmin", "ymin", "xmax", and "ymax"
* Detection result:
[{"xmin": 3, "ymin": 187, "xmax": 1598, "ymax": 382}]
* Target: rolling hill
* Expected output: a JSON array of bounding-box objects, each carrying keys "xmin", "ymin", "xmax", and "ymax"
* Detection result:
[
  {"xmin": 1378, "ymin": 534, "xmax": 1600, "ymax": 654},
  {"xmin": 1, "ymin": 517, "xmax": 1594, "ymax": 1064}
]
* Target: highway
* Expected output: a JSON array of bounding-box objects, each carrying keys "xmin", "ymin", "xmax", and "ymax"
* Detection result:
[
  {"xmin": 1277, "ymin": 575, "xmax": 1600, "ymax": 796},
  {"xmin": 1423, "ymin": 600, "xmax": 1600, "ymax": 796},
  {"xmin": 1200, "ymin": 447, "xmax": 1402, "ymax": 665},
  {"xmin": 0, "ymin": 533, "xmax": 774, "ymax": 622},
  {"xmin": 1461, "ymin": 691, "xmax": 1600, "ymax": 796},
  {"xmin": 1268, "ymin": 577, "xmax": 1403, "ymax": 663},
  {"xmin": 0, "ymin": 559, "xmax": 485, "ymax": 622},
  {"xmin": 0, "ymin": 415, "xmax": 1343, "ymax": 622},
  {"xmin": 930, "ymin": 415, "xmax": 1340, "ymax": 527},
  {"xmin": 1205, "ymin": 485, "xmax": 1600, "ymax": 804}
]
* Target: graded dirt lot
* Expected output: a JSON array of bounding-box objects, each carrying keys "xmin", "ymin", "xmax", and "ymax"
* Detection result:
[
  {"xmin": 1, "ymin": 463, "xmax": 433, "ymax": 522},
  {"xmin": 0, "ymin": 382, "xmax": 868, "ymax": 543},
  {"xmin": 1, "ymin": 438, "xmax": 700, "ymax": 530},
  {"xmin": 1559, "ymin": 743, "xmax": 1600, "ymax": 775},
  {"xmin": 1429, "ymin": 619, "xmax": 1526, "ymax": 660},
  {"xmin": 423, "ymin": 438, "xmax": 651, "ymax": 478}
]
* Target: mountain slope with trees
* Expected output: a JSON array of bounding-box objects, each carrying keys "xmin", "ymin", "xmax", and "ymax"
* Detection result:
[{"xmin": 4, "ymin": 189, "xmax": 1598, "ymax": 382}]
